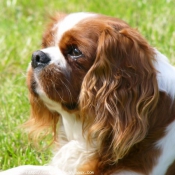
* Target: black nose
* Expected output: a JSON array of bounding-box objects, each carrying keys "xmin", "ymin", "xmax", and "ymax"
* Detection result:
[{"xmin": 31, "ymin": 50, "xmax": 51, "ymax": 68}]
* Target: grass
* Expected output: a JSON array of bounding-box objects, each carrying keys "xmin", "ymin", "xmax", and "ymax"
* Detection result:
[{"xmin": 0, "ymin": 0, "xmax": 175, "ymax": 170}]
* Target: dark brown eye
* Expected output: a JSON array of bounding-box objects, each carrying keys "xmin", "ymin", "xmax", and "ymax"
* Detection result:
[{"xmin": 68, "ymin": 47, "xmax": 83, "ymax": 60}]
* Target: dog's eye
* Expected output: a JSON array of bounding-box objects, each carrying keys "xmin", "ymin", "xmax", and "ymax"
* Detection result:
[{"xmin": 68, "ymin": 47, "xmax": 83, "ymax": 60}]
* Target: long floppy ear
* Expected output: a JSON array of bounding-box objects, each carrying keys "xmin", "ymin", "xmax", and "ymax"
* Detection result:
[
  {"xmin": 80, "ymin": 25, "xmax": 159, "ymax": 166},
  {"xmin": 24, "ymin": 69, "xmax": 59, "ymax": 143}
]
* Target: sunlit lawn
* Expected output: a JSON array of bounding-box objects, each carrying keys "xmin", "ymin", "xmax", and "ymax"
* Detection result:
[{"xmin": 0, "ymin": 0, "xmax": 174, "ymax": 170}]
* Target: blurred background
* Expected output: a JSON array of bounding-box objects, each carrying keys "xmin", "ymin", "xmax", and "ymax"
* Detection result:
[{"xmin": 0, "ymin": 0, "xmax": 175, "ymax": 170}]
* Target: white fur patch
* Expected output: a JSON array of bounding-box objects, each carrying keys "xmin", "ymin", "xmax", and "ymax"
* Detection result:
[
  {"xmin": 51, "ymin": 140, "xmax": 95, "ymax": 174},
  {"xmin": 154, "ymin": 49, "xmax": 175, "ymax": 99},
  {"xmin": 54, "ymin": 12, "xmax": 96, "ymax": 43},
  {"xmin": 59, "ymin": 111, "xmax": 83, "ymax": 141},
  {"xmin": 41, "ymin": 46, "xmax": 67, "ymax": 68},
  {"xmin": 150, "ymin": 120, "xmax": 175, "ymax": 175}
]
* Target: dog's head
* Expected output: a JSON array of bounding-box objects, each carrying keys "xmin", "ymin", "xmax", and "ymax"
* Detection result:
[{"xmin": 26, "ymin": 12, "xmax": 159, "ymax": 163}]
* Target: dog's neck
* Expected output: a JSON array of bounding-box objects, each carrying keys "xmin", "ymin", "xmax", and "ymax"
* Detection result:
[{"xmin": 59, "ymin": 110, "xmax": 83, "ymax": 141}]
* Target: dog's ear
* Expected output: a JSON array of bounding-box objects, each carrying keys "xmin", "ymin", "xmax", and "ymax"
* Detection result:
[
  {"xmin": 25, "ymin": 95, "xmax": 59, "ymax": 141},
  {"xmin": 80, "ymin": 25, "xmax": 159, "ymax": 165},
  {"xmin": 25, "ymin": 69, "xmax": 59, "ymax": 142}
]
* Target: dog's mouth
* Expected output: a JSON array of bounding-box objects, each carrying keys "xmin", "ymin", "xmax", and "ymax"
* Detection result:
[
  {"xmin": 29, "ymin": 79, "xmax": 37, "ymax": 95},
  {"xmin": 28, "ymin": 71, "xmax": 79, "ymax": 112},
  {"xmin": 62, "ymin": 103, "xmax": 78, "ymax": 111}
]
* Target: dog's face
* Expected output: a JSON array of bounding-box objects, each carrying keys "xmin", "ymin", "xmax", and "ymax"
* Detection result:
[
  {"xmin": 27, "ymin": 12, "xmax": 159, "ymax": 165},
  {"xmin": 27, "ymin": 12, "xmax": 129, "ymax": 110}
]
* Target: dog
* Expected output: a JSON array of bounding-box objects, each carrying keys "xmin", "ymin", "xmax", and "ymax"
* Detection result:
[{"xmin": 1, "ymin": 12, "xmax": 175, "ymax": 175}]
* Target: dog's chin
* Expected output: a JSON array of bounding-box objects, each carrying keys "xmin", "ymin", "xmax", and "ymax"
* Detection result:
[{"xmin": 29, "ymin": 80, "xmax": 79, "ymax": 112}]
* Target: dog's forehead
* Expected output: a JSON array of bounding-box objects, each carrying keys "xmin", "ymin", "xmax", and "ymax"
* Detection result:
[{"xmin": 54, "ymin": 12, "xmax": 97, "ymax": 43}]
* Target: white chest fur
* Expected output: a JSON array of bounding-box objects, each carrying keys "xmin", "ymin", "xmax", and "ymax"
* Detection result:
[{"xmin": 50, "ymin": 110, "xmax": 95, "ymax": 173}]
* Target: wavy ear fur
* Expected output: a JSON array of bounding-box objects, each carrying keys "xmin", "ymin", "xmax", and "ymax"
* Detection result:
[
  {"xmin": 80, "ymin": 25, "xmax": 159, "ymax": 166},
  {"xmin": 24, "ymin": 94, "xmax": 59, "ymax": 142}
]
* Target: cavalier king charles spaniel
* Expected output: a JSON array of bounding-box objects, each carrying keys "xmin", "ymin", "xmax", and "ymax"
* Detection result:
[{"xmin": 1, "ymin": 12, "xmax": 175, "ymax": 175}]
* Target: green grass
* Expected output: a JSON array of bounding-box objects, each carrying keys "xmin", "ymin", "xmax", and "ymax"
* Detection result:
[{"xmin": 0, "ymin": 0, "xmax": 175, "ymax": 170}]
